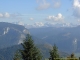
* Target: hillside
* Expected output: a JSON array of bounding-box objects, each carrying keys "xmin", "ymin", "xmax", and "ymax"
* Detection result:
[
  {"xmin": 0, "ymin": 44, "xmax": 69, "ymax": 60},
  {"xmin": 29, "ymin": 26, "xmax": 80, "ymax": 53},
  {"xmin": 0, "ymin": 22, "xmax": 29, "ymax": 48}
]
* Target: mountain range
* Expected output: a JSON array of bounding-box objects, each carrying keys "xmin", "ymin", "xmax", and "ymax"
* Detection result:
[
  {"xmin": 0, "ymin": 22, "xmax": 79, "ymax": 60},
  {"xmin": 29, "ymin": 26, "xmax": 80, "ymax": 53}
]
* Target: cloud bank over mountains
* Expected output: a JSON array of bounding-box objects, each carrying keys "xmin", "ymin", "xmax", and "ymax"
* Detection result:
[
  {"xmin": 14, "ymin": 21, "xmax": 76, "ymax": 29},
  {"xmin": 0, "ymin": 12, "xmax": 10, "ymax": 18}
]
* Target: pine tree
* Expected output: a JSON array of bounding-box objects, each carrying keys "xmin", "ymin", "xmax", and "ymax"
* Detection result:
[
  {"xmin": 13, "ymin": 51, "xmax": 22, "ymax": 60},
  {"xmin": 49, "ymin": 44, "xmax": 59, "ymax": 60},
  {"xmin": 20, "ymin": 34, "xmax": 42, "ymax": 60}
]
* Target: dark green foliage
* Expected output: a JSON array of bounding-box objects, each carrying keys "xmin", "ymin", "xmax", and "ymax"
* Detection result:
[
  {"xmin": 13, "ymin": 51, "xmax": 22, "ymax": 60},
  {"xmin": 49, "ymin": 44, "xmax": 59, "ymax": 60},
  {"xmin": 20, "ymin": 34, "xmax": 42, "ymax": 60}
]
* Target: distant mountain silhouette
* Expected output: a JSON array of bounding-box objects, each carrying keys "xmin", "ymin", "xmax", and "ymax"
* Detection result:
[{"xmin": 0, "ymin": 22, "xmax": 29, "ymax": 48}]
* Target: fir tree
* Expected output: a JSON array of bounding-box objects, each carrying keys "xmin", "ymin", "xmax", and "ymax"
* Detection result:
[
  {"xmin": 49, "ymin": 44, "xmax": 59, "ymax": 60},
  {"xmin": 20, "ymin": 34, "xmax": 42, "ymax": 60},
  {"xmin": 13, "ymin": 51, "xmax": 22, "ymax": 60}
]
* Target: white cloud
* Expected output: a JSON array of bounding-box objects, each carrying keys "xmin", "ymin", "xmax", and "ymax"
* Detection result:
[
  {"xmin": 73, "ymin": 0, "xmax": 80, "ymax": 8},
  {"xmin": 36, "ymin": 0, "xmax": 39, "ymax": 3},
  {"xmin": 25, "ymin": 22, "xmax": 44, "ymax": 28},
  {"xmin": 34, "ymin": 22, "xmax": 44, "ymax": 27},
  {"xmin": 45, "ymin": 22, "xmax": 71, "ymax": 27},
  {"xmin": 44, "ymin": 22, "xmax": 56, "ymax": 27},
  {"xmin": 16, "ymin": 21, "xmax": 24, "ymax": 26},
  {"xmin": 25, "ymin": 22, "xmax": 75, "ymax": 29},
  {"xmin": 73, "ymin": 0, "xmax": 80, "ymax": 18},
  {"xmin": 0, "ymin": 12, "xmax": 10, "ymax": 18},
  {"xmin": 36, "ymin": 0, "xmax": 61, "ymax": 10},
  {"xmin": 0, "ymin": 13, "xmax": 3, "ymax": 18},
  {"xmin": 46, "ymin": 13, "xmax": 64, "ymax": 22},
  {"xmin": 77, "ymin": 19, "xmax": 80, "ymax": 25},
  {"xmin": 36, "ymin": 0, "xmax": 50, "ymax": 10},
  {"xmin": 63, "ymin": 23, "xmax": 71, "ymax": 27},
  {"xmin": 78, "ymin": 19, "xmax": 80, "ymax": 22},
  {"xmin": 18, "ymin": 34, "xmax": 26, "ymax": 44},
  {"xmin": 0, "ymin": 12, "xmax": 23, "ymax": 21},
  {"xmin": 29, "ymin": 18, "xmax": 34, "ymax": 20},
  {"xmin": 53, "ymin": 0, "xmax": 61, "ymax": 8},
  {"xmin": 4, "ymin": 12, "xmax": 10, "ymax": 18}
]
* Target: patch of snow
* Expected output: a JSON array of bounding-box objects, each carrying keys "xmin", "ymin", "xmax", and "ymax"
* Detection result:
[{"xmin": 3, "ymin": 27, "xmax": 10, "ymax": 35}]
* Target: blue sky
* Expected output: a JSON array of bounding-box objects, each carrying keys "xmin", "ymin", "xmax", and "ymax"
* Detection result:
[{"xmin": 0, "ymin": 0, "xmax": 80, "ymax": 27}]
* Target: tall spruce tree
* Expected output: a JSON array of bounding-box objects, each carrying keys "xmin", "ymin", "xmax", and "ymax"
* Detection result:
[
  {"xmin": 20, "ymin": 34, "xmax": 42, "ymax": 60},
  {"xmin": 49, "ymin": 44, "xmax": 59, "ymax": 60}
]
